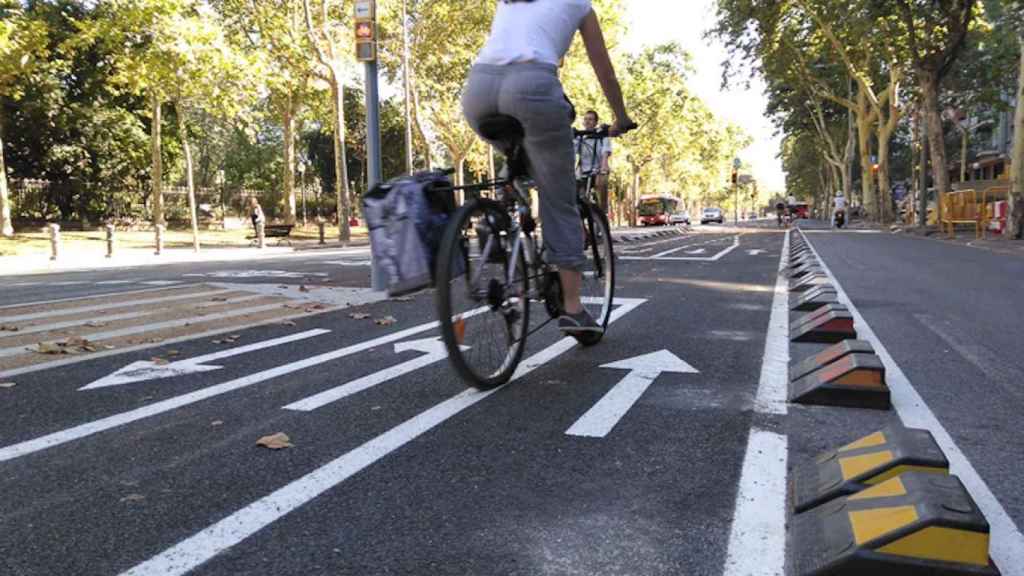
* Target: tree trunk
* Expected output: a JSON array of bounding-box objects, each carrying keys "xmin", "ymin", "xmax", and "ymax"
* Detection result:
[
  {"xmin": 960, "ymin": 126, "xmax": 968, "ymax": 184},
  {"xmin": 152, "ymin": 93, "xmax": 165, "ymax": 226},
  {"xmin": 845, "ymin": 78, "xmax": 856, "ymax": 199},
  {"xmin": 1009, "ymin": 40, "xmax": 1024, "ymax": 239},
  {"xmin": 918, "ymin": 107, "xmax": 930, "ymax": 228},
  {"xmin": 283, "ymin": 93, "xmax": 298, "ymax": 225},
  {"xmin": 402, "ymin": 0, "xmax": 414, "ymax": 174},
  {"xmin": 175, "ymin": 98, "xmax": 200, "ymax": 252},
  {"xmin": 921, "ymin": 69, "xmax": 950, "ymax": 226},
  {"xmin": 0, "ymin": 114, "xmax": 13, "ymax": 237},
  {"xmin": 856, "ymin": 108, "xmax": 875, "ymax": 218},
  {"xmin": 630, "ymin": 168, "xmax": 640, "ymax": 227},
  {"xmin": 877, "ymin": 125, "xmax": 893, "ymax": 223},
  {"xmin": 330, "ymin": 78, "xmax": 351, "ymax": 242}
]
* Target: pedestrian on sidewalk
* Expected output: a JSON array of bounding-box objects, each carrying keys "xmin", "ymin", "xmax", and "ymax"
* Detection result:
[{"xmin": 248, "ymin": 196, "xmax": 265, "ymax": 235}]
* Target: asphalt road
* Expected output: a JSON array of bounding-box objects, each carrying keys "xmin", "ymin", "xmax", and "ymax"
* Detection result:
[{"xmin": 1, "ymin": 223, "xmax": 1022, "ymax": 575}]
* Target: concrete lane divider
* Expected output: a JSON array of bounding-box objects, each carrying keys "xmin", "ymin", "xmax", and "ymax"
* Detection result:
[
  {"xmin": 788, "ymin": 352, "xmax": 889, "ymax": 409},
  {"xmin": 791, "ymin": 287, "xmax": 840, "ymax": 313},
  {"xmin": 790, "ymin": 339, "xmax": 876, "ymax": 382},
  {"xmin": 791, "ymin": 471, "xmax": 999, "ymax": 575},
  {"xmin": 790, "ymin": 306, "xmax": 857, "ymax": 344},
  {"xmin": 791, "ymin": 272, "xmax": 831, "ymax": 293},
  {"xmin": 789, "ymin": 263, "xmax": 824, "ymax": 280},
  {"xmin": 789, "ymin": 427, "xmax": 948, "ymax": 513}
]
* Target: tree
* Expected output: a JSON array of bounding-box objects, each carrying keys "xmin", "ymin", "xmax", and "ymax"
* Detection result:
[
  {"xmin": 894, "ymin": 0, "xmax": 976, "ymax": 224},
  {"xmin": 302, "ymin": 0, "xmax": 356, "ymax": 242},
  {"xmin": 0, "ymin": 1, "xmax": 48, "ymax": 236}
]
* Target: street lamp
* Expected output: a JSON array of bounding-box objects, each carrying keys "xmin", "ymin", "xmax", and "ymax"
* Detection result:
[{"xmin": 297, "ymin": 162, "xmax": 307, "ymax": 227}]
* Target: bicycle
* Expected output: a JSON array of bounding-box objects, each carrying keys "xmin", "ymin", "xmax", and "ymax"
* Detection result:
[{"xmin": 434, "ymin": 118, "xmax": 625, "ymax": 390}]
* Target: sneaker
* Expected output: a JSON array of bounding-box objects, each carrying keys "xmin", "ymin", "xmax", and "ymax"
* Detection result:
[{"xmin": 558, "ymin": 308, "xmax": 604, "ymax": 334}]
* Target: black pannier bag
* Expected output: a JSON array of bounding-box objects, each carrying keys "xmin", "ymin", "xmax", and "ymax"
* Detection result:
[{"xmin": 363, "ymin": 170, "xmax": 457, "ymax": 296}]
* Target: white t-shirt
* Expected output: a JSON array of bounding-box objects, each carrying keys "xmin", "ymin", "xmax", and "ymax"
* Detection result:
[
  {"xmin": 476, "ymin": 0, "xmax": 594, "ymax": 66},
  {"xmin": 787, "ymin": 195, "xmax": 797, "ymax": 207},
  {"xmin": 575, "ymin": 135, "xmax": 612, "ymax": 176},
  {"xmin": 834, "ymin": 196, "xmax": 847, "ymax": 210}
]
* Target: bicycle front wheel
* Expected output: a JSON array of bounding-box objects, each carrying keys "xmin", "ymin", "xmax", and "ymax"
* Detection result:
[
  {"xmin": 578, "ymin": 202, "xmax": 615, "ymax": 345},
  {"xmin": 436, "ymin": 198, "xmax": 530, "ymax": 390}
]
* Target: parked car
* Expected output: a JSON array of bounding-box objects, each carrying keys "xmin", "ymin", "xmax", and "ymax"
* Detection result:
[
  {"xmin": 701, "ymin": 207, "xmax": 724, "ymax": 225},
  {"xmin": 669, "ymin": 211, "xmax": 691, "ymax": 225}
]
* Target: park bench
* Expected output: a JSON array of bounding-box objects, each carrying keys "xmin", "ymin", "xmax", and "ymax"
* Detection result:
[{"xmin": 248, "ymin": 223, "xmax": 295, "ymax": 246}]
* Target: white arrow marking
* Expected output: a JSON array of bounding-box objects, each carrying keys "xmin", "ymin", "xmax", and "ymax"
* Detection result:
[
  {"xmin": 79, "ymin": 329, "xmax": 331, "ymax": 390},
  {"xmin": 117, "ymin": 298, "xmax": 647, "ymax": 576},
  {"xmin": 747, "ymin": 249, "xmax": 767, "ymax": 256},
  {"xmin": 566, "ymin": 350, "xmax": 699, "ymax": 438},
  {"xmin": 283, "ymin": 337, "xmax": 452, "ymax": 411}
]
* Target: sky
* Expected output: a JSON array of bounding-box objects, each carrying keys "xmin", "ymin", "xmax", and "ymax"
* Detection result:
[{"xmin": 624, "ymin": 1, "xmax": 786, "ymax": 194}]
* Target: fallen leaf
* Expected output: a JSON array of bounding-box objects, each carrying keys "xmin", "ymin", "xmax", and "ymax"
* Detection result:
[
  {"xmin": 349, "ymin": 312, "xmax": 371, "ymax": 320},
  {"xmin": 150, "ymin": 357, "xmax": 169, "ymax": 366},
  {"xmin": 82, "ymin": 345, "xmax": 98, "ymax": 352},
  {"xmin": 278, "ymin": 320, "xmax": 297, "ymax": 327},
  {"xmin": 284, "ymin": 304, "xmax": 303, "ymax": 310},
  {"xmin": 166, "ymin": 350, "xmax": 180, "ymax": 357},
  {"xmin": 120, "ymin": 494, "xmax": 146, "ymax": 504},
  {"xmin": 211, "ymin": 420, "xmax": 224, "ymax": 427},
  {"xmin": 0, "ymin": 324, "xmax": 20, "ymax": 332},
  {"xmin": 230, "ymin": 334, "xmax": 241, "ymax": 339},
  {"xmin": 375, "ymin": 316, "xmax": 397, "ymax": 326},
  {"xmin": 256, "ymin": 432, "xmax": 293, "ymax": 450},
  {"xmin": 33, "ymin": 342, "xmax": 63, "ymax": 355},
  {"xmin": 299, "ymin": 285, "xmax": 310, "ymax": 293},
  {"xmin": 103, "ymin": 345, "xmax": 116, "ymax": 350},
  {"xmin": 145, "ymin": 338, "xmax": 163, "ymax": 344},
  {"xmin": 0, "ymin": 382, "xmax": 16, "ymax": 389},
  {"xmin": 211, "ymin": 297, "xmax": 229, "ymax": 302},
  {"xmin": 85, "ymin": 321, "xmax": 107, "ymax": 328},
  {"xmin": 391, "ymin": 296, "xmax": 414, "ymax": 302}
]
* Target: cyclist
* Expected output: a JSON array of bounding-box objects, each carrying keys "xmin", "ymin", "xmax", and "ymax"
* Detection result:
[
  {"xmin": 575, "ymin": 110, "xmax": 613, "ymax": 209},
  {"xmin": 775, "ymin": 200, "xmax": 786, "ymax": 228},
  {"xmin": 833, "ymin": 193, "xmax": 847, "ymax": 228},
  {"xmin": 462, "ymin": 0, "xmax": 635, "ymax": 335}
]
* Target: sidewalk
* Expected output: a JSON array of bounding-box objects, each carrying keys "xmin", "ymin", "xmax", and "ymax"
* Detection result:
[{"xmin": 896, "ymin": 225, "xmax": 1024, "ymax": 257}]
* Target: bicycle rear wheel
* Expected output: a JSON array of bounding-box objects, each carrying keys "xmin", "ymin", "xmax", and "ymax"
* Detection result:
[
  {"xmin": 436, "ymin": 198, "xmax": 530, "ymax": 390},
  {"xmin": 577, "ymin": 202, "xmax": 615, "ymax": 346}
]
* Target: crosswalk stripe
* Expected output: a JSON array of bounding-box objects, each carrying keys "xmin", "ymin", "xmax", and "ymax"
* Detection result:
[
  {"xmin": 0, "ymin": 284, "xmax": 202, "ymax": 311},
  {"xmin": 0, "ymin": 286, "xmax": 230, "ymax": 323}
]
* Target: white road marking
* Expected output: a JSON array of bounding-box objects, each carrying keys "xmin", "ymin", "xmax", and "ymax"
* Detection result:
[
  {"xmin": 0, "ymin": 287, "xmax": 232, "ymax": 323},
  {"xmin": 117, "ymin": 298, "xmax": 646, "ymax": 576},
  {"xmin": 566, "ymin": 350, "xmax": 698, "ymax": 438},
  {"xmin": 803, "ymin": 231, "xmax": 1024, "ymax": 574},
  {"xmin": 325, "ymin": 259, "xmax": 372, "ymax": 267},
  {"xmin": 283, "ymin": 337, "xmax": 449, "ymax": 411},
  {"xmin": 753, "ymin": 229, "xmax": 790, "ymax": 415},
  {"xmin": 141, "ymin": 280, "xmax": 184, "ymax": 286},
  {"xmin": 722, "ymin": 428, "xmax": 788, "ymax": 576},
  {"xmin": 96, "ymin": 280, "xmax": 140, "ymax": 286},
  {"xmin": 0, "ymin": 314, "xmax": 482, "ymax": 462},
  {"xmin": 80, "ymin": 329, "xmax": 332, "ymax": 390},
  {"xmin": 0, "ymin": 302, "xmax": 291, "ymax": 359},
  {"xmin": 621, "ymin": 235, "xmax": 741, "ymax": 262},
  {"xmin": 183, "ymin": 270, "xmax": 328, "ymax": 279},
  {"xmin": 0, "ymin": 284, "xmax": 202, "ymax": 310},
  {"xmin": 0, "ymin": 294, "xmax": 265, "ymax": 339},
  {"xmin": 747, "ymin": 249, "xmax": 767, "ymax": 256}
]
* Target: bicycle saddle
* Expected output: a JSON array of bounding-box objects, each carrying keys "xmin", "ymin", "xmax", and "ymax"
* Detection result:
[{"xmin": 478, "ymin": 115, "xmax": 524, "ymax": 143}]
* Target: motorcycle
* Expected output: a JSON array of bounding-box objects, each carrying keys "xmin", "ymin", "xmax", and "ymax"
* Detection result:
[{"xmin": 833, "ymin": 209, "xmax": 846, "ymax": 229}]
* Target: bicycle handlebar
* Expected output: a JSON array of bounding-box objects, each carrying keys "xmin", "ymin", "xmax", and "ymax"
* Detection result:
[{"xmin": 573, "ymin": 122, "xmax": 638, "ymax": 139}]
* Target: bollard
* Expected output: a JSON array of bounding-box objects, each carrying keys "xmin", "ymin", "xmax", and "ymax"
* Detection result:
[
  {"xmin": 105, "ymin": 224, "xmax": 115, "ymax": 258},
  {"xmin": 318, "ymin": 220, "xmax": 326, "ymax": 245},
  {"xmin": 48, "ymin": 223, "xmax": 61, "ymax": 261},
  {"xmin": 154, "ymin": 224, "xmax": 165, "ymax": 256},
  {"xmin": 256, "ymin": 221, "xmax": 266, "ymax": 249}
]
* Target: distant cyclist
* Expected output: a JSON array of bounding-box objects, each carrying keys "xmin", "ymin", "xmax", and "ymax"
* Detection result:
[
  {"xmin": 775, "ymin": 200, "xmax": 786, "ymax": 228},
  {"xmin": 575, "ymin": 110, "xmax": 613, "ymax": 209},
  {"xmin": 462, "ymin": 0, "xmax": 635, "ymax": 335},
  {"xmin": 833, "ymin": 193, "xmax": 847, "ymax": 228}
]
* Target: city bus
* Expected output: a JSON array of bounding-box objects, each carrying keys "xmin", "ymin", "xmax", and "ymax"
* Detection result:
[{"xmin": 637, "ymin": 195, "xmax": 679, "ymax": 226}]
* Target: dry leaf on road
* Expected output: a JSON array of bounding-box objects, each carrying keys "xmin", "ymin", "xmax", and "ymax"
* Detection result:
[
  {"xmin": 33, "ymin": 342, "xmax": 63, "ymax": 355},
  {"xmin": 0, "ymin": 382, "xmax": 16, "ymax": 389},
  {"xmin": 150, "ymin": 357, "xmax": 169, "ymax": 366},
  {"xmin": 390, "ymin": 296, "xmax": 414, "ymax": 302},
  {"xmin": 0, "ymin": 324, "xmax": 20, "ymax": 332},
  {"xmin": 279, "ymin": 320, "xmax": 297, "ymax": 327},
  {"xmin": 211, "ymin": 297, "xmax": 229, "ymax": 302},
  {"xmin": 256, "ymin": 432, "xmax": 293, "ymax": 450},
  {"xmin": 375, "ymin": 316, "xmax": 398, "ymax": 326},
  {"xmin": 349, "ymin": 312, "xmax": 371, "ymax": 320},
  {"xmin": 120, "ymin": 494, "xmax": 146, "ymax": 504},
  {"xmin": 299, "ymin": 285, "xmax": 310, "ymax": 293},
  {"xmin": 166, "ymin": 350, "xmax": 180, "ymax": 357},
  {"xmin": 211, "ymin": 420, "xmax": 224, "ymax": 427},
  {"xmin": 85, "ymin": 321, "xmax": 107, "ymax": 328}
]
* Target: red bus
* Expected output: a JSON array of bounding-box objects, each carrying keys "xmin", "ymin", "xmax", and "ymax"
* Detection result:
[{"xmin": 637, "ymin": 195, "xmax": 679, "ymax": 226}]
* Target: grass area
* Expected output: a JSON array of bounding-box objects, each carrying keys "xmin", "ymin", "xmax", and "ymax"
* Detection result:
[{"xmin": 0, "ymin": 224, "xmax": 368, "ymax": 258}]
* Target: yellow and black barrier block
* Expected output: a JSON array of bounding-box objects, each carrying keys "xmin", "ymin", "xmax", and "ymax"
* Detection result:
[
  {"xmin": 791, "ymin": 273, "xmax": 831, "ymax": 293},
  {"xmin": 791, "ymin": 471, "xmax": 998, "ymax": 575},
  {"xmin": 790, "ymin": 339, "xmax": 876, "ymax": 382},
  {"xmin": 790, "ymin": 308, "xmax": 856, "ymax": 343},
  {"xmin": 788, "ymin": 353, "xmax": 888, "ymax": 409},
  {"xmin": 790, "ymin": 427, "xmax": 947, "ymax": 513},
  {"xmin": 792, "ymin": 290, "xmax": 840, "ymax": 313}
]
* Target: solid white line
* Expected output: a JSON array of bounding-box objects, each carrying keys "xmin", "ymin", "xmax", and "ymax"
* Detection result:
[
  {"xmin": 722, "ymin": 428, "xmax": 788, "ymax": 576},
  {"xmin": 0, "ymin": 302, "xmax": 289, "ymax": 359},
  {"xmin": 802, "ymin": 231, "xmax": 1024, "ymax": 575},
  {"xmin": 141, "ymin": 281, "xmax": 184, "ymax": 286},
  {"xmin": 0, "ymin": 287, "xmax": 231, "ymax": 322},
  {"xmin": 565, "ymin": 371, "xmax": 654, "ymax": 438},
  {"xmin": 282, "ymin": 349, "xmax": 447, "ymax": 412},
  {"xmin": 96, "ymin": 280, "xmax": 140, "ymax": 285},
  {"xmin": 117, "ymin": 298, "xmax": 646, "ymax": 576},
  {"xmin": 753, "ymin": 229, "xmax": 790, "ymax": 415}
]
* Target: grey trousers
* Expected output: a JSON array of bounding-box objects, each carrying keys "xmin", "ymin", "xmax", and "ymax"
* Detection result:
[{"xmin": 461, "ymin": 62, "xmax": 585, "ymax": 270}]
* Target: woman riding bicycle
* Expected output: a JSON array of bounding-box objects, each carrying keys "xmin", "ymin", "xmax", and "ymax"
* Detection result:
[{"xmin": 462, "ymin": 0, "xmax": 635, "ymax": 335}]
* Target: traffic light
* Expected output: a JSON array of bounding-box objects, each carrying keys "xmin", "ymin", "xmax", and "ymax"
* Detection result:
[{"xmin": 731, "ymin": 172, "xmax": 738, "ymax": 184}]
